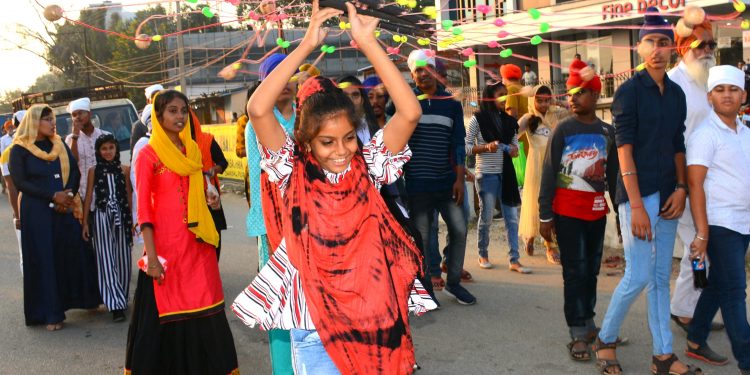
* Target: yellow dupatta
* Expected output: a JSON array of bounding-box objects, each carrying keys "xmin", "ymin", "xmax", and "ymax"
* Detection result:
[
  {"xmin": 148, "ymin": 94, "xmax": 219, "ymax": 247},
  {"xmin": 526, "ymin": 85, "xmax": 570, "ymax": 131},
  {"xmin": 12, "ymin": 104, "xmax": 71, "ymax": 186}
]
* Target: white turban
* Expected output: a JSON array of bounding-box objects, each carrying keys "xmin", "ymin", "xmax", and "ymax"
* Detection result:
[
  {"xmin": 13, "ymin": 110, "xmax": 26, "ymax": 123},
  {"xmin": 67, "ymin": 97, "xmax": 91, "ymax": 113},
  {"xmin": 707, "ymin": 65, "xmax": 745, "ymax": 92},
  {"xmin": 141, "ymin": 104, "xmax": 153, "ymax": 129},
  {"xmin": 144, "ymin": 84, "xmax": 164, "ymax": 99},
  {"xmin": 407, "ymin": 49, "xmax": 436, "ymax": 73}
]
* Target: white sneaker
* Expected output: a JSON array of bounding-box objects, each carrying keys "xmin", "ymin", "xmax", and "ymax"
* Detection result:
[{"xmin": 478, "ymin": 258, "xmax": 493, "ymax": 269}]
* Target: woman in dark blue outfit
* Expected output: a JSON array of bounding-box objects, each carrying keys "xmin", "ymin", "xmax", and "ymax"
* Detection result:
[{"xmin": 9, "ymin": 104, "xmax": 101, "ymax": 331}]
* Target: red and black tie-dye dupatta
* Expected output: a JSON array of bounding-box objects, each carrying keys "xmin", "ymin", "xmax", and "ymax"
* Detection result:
[{"xmin": 284, "ymin": 147, "xmax": 423, "ymax": 374}]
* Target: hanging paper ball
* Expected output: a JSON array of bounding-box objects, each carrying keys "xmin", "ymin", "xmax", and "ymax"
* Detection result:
[
  {"xmin": 682, "ymin": 5, "xmax": 706, "ymax": 26},
  {"xmin": 519, "ymin": 86, "xmax": 534, "ymax": 97},
  {"xmin": 218, "ymin": 65, "xmax": 238, "ymax": 80},
  {"xmin": 424, "ymin": 49, "xmax": 437, "ymax": 58},
  {"xmin": 567, "ymin": 87, "xmax": 581, "ymax": 95},
  {"xmin": 225, "ymin": 0, "xmax": 240, "ymax": 5},
  {"xmin": 464, "ymin": 60, "xmax": 477, "ymax": 70},
  {"xmin": 530, "ymin": 35, "xmax": 543, "ymax": 45},
  {"xmin": 417, "ymin": 94, "xmax": 429, "ymax": 100},
  {"xmin": 487, "ymin": 40, "xmax": 499, "ymax": 48},
  {"xmin": 635, "ymin": 63, "xmax": 647, "ymax": 71},
  {"xmin": 441, "ymin": 20, "xmax": 454, "ymax": 30},
  {"xmin": 742, "ymin": 19, "xmax": 750, "ymax": 30},
  {"xmin": 438, "ymin": 41, "xmax": 451, "ymax": 49},
  {"xmin": 497, "ymin": 30, "xmax": 509, "ymax": 38},
  {"xmin": 44, "ymin": 4, "xmax": 64, "ymax": 22},
  {"xmin": 476, "ymin": 4, "xmax": 491, "ymax": 14},
  {"xmin": 386, "ymin": 47, "xmax": 400, "ymax": 55},
  {"xmin": 374, "ymin": 30, "xmax": 381, "ymax": 38},
  {"xmin": 579, "ymin": 66, "xmax": 595, "ymax": 81},
  {"xmin": 151, "ymin": 35, "xmax": 162, "ymax": 42},
  {"xmin": 339, "ymin": 21, "xmax": 351, "ymax": 30},
  {"xmin": 461, "ymin": 48, "xmax": 475, "ymax": 57},
  {"xmin": 260, "ymin": 0, "xmax": 277, "ymax": 15},
  {"xmin": 418, "ymin": 37, "xmax": 431, "ymax": 46},
  {"xmin": 134, "ymin": 34, "xmax": 151, "ymax": 49},
  {"xmin": 528, "ymin": 8, "xmax": 541, "ymax": 20},
  {"xmin": 539, "ymin": 22, "xmax": 550, "ymax": 33},
  {"xmin": 396, "ymin": 0, "xmax": 408, "ymax": 5},
  {"xmin": 500, "ymin": 49, "xmax": 513, "ymax": 58},
  {"xmin": 734, "ymin": 0, "xmax": 746, "ymax": 13},
  {"xmin": 637, "ymin": 42, "xmax": 654, "ymax": 58},
  {"xmin": 407, "ymin": 0, "xmax": 417, "ymax": 8},
  {"xmin": 675, "ymin": 19, "xmax": 694, "ymax": 38},
  {"xmin": 232, "ymin": 62, "xmax": 242, "ymax": 70},
  {"xmin": 202, "ymin": 6, "xmax": 214, "ymax": 18},
  {"xmin": 496, "ymin": 95, "xmax": 507, "ymax": 103},
  {"xmin": 415, "ymin": 59, "xmax": 428, "ymax": 67},
  {"xmin": 689, "ymin": 39, "xmax": 702, "ymax": 49},
  {"xmin": 350, "ymin": 40, "xmax": 359, "ymax": 49},
  {"xmin": 494, "ymin": 18, "xmax": 505, "ymax": 27},
  {"xmin": 452, "ymin": 28, "xmax": 463, "ymax": 36},
  {"xmin": 185, "ymin": 0, "xmax": 198, "ymax": 3},
  {"xmin": 423, "ymin": 6, "xmax": 437, "ymax": 19}
]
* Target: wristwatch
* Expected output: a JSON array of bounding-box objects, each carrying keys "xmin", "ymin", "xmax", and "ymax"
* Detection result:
[{"xmin": 675, "ymin": 183, "xmax": 688, "ymax": 193}]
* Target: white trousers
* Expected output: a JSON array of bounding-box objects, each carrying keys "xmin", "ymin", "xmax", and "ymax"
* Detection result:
[{"xmin": 670, "ymin": 201, "xmax": 704, "ymax": 318}]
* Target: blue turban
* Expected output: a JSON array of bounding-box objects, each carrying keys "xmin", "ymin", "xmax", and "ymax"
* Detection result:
[
  {"xmin": 639, "ymin": 7, "xmax": 674, "ymax": 41},
  {"xmin": 362, "ymin": 76, "xmax": 382, "ymax": 94},
  {"xmin": 259, "ymin": 53, "xmax": 287, "ymax": 81}
]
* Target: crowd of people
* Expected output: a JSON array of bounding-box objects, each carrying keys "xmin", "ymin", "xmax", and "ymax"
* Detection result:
[{"xmin": 1, "ymin": 2, "xmax": 749, "ymax": 374}]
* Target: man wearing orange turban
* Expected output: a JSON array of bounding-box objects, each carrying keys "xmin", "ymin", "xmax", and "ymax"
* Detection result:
[
  {"xmin": 668, "ymin": 19, "xmax": 726, "ymax": 335},
  {"xmin": 501, "ymin": 64, "xmax": 528, "ymax": 119}
]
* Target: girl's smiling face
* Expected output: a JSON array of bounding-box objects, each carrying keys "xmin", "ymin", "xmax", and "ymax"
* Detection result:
[
  {"xmin": 98, "ymin": 141, "xmax": 117, "ymax": 162},
  {"xmin": 160, "ymin": 97, "xmax": 188, "ymax": 135},
  {"xmin": 309, "ymin": 112, "xmax": 358, "ymax": 173}
]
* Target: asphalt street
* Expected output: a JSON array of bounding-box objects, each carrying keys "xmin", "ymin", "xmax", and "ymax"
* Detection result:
[{"xmin": 0, "ymin": 191, "xmax": 742, "ymax": 374}]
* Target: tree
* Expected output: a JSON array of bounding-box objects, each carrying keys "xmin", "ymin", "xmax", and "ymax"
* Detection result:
[{"xmin": 0, "ymin": 89, "xmax": 24, "ymax": 112}]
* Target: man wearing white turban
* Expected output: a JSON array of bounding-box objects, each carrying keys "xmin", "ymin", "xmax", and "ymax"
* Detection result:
[{"xmin": 65, "ymin": 97, "xmax": 109, "ymax": 208}]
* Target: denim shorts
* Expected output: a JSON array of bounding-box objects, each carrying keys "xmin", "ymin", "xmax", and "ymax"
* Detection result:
[{"xmin": 290, "ymin": 329, "xmax": 340, "ymax": 375}]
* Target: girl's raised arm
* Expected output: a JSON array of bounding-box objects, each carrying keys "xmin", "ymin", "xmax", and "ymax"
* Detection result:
[
  {"xmin": 247, "ymin": 0, "xmax": 342, "ymax": 151},
  {"xmin": 346, "ymin": 3, "xmax": 421, "ymax": 153}
]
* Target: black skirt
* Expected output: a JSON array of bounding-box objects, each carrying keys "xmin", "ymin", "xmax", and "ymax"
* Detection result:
[{"xmin": 125, "ymin": 271, "xmax": 239, "ymax": 375}]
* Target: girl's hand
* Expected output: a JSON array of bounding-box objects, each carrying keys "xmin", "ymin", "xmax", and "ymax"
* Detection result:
[
  {"xmin": 82, "ymin": 224, "xmax": 90, "ymax": 241},
  {"xmin": 301, "ymin": 0, "xmax": 343, "ymax": 50},
  {"xmin": 146, "ymin": 261, "xmax": 165, "ymax": 285},
  {"xmin": 346, "ymin": 2, "xmax": 379, "ymax": 46}
]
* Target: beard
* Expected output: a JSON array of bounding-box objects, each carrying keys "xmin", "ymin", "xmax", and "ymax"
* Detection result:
[{"xmin": 685, "ymin": 54, "xmax": 716, "ymax": 88}]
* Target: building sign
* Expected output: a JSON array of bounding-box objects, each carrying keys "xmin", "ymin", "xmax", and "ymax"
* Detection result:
[{"xmin": 602, "ymin": 0, "xmax": 685, "ymax": 20}]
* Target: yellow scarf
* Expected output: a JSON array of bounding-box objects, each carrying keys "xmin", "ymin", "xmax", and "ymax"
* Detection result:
[
  {"xmin": 12, "ymin": 105, "xmax": 71, "ymax": 186},
  {"xmin": 149, "ymin": 94, "xmax": 219, "ymax": 247}
]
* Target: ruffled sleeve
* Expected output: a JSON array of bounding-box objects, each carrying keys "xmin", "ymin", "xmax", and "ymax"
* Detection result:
[
  {"xmin": 362, "ymin": 128, "xmax": 412, "ymax": 191},
  {"xmin": 257, "ymin": 134, "xmax": 296, "ymax": 194}
]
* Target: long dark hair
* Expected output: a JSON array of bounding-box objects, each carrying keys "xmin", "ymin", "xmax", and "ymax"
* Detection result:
[
  {"xmin": 296, "ymin": 76, "xmax": 358, "ymax": 147},
  {"xmin": 245, "ymin": 82, "xmax": 261, "ymax": 117},
  {"xmin": 478, "ymin": 82, "xmax": 505, "ymax": 115},
  {"xmin": 153, "ymin": 89, "xmax": 189, "ymax": 122},
  {"xmin": 527, "ymin": 85, "xmax": 552, "ymax": 134},
  {"xmin": 337, "ymin": 75, "xmax": 379, "ymax": 141}
]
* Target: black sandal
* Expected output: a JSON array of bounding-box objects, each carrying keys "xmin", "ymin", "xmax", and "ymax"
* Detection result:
[
  {"xmin": 593, "ymin": 337, "xmax": 622, "ymax": 375},
  {"xmin": 651, "ymin": 354, "xmax": 703, "ymax": 375},
  {"xmin": 567, "ymin": 338, "xmax": 591, "ymax": 361}
]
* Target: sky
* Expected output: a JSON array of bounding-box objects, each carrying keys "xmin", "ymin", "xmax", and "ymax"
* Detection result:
[{"xmin": 0, "ymin": 0, "xmax": 239, "ymax": 94}]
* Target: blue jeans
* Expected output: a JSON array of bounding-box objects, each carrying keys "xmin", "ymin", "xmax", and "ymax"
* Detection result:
[
  {"xmin": 290, "ymin": 329, "xmax": 340, "ymax": 375},
  {"xmin": 409, "ymin": 189, "xmax": 467, "ymax": 286},
  {"xmin": 427, "ymin": 183, "xmax": 471, "ymax": 277},
  {"xmin": 598, "ymin": 193, "xmax": 678, "ymax": 355},
  {"xmin": 688, "ymin": 226, "xmax": 750, "ymax": 371},
  {"xmin": 475, "ymin": 174, "xmax": 520, "ymax": 263}
]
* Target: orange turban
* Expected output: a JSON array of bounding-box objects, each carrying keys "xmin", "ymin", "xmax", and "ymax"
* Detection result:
[
  {"xmin": 500, "ymin": 64, "xmax": 522, "ymax": 80},
  {"xmin": 675, "ymin": 20, "xmax": 713, "ymax": 57}
]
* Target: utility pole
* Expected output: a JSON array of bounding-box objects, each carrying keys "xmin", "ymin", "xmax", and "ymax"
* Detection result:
[
  {"xmin": 83, "ymin": 28, "xmax": 91, "ymax": 87},
  {"xmin": 176, "ymin": 1, "xmax": 187, "ymax": 91}
]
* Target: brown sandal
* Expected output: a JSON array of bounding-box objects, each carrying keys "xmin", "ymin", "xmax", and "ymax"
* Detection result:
[
  {"xmin": 593, "ymin": 337, "xmax": 622, "ymax": 375},
  {"xmin": 567, "ymin": 338, "xmax": 591, "ymax": 361},
  {"xmin": 651, "ymin": 354, "xmax": 703, "ymax": 375},
  {"xmin": 525, "ymin": 240, "xmax": 535, "ymax": 256}
]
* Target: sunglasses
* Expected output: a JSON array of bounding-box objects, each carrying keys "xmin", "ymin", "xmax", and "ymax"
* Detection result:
[{"xmin": 693, "ymin": 40, "xmax": 717, "ymax": 50}]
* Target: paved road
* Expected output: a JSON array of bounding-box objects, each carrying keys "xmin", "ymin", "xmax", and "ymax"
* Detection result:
[{"xmin": 0, "ymin": 191, "xmax": 741, "ymax": 374}]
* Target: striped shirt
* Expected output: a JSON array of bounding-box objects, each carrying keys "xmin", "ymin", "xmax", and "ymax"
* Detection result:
[{"xmin": 465, "ymin": 115, "xmax": 519, "ymax": 176}]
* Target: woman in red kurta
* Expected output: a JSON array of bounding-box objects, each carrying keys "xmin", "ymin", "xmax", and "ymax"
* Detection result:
[{"xmin": 125, "ymin": 90, "xmax": 238, "ymax": 375}]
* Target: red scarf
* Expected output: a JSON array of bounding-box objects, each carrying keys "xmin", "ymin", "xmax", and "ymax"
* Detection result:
[{"xmin": 284, "ymin": 148, "xmax": 422, "ymax": 374}]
